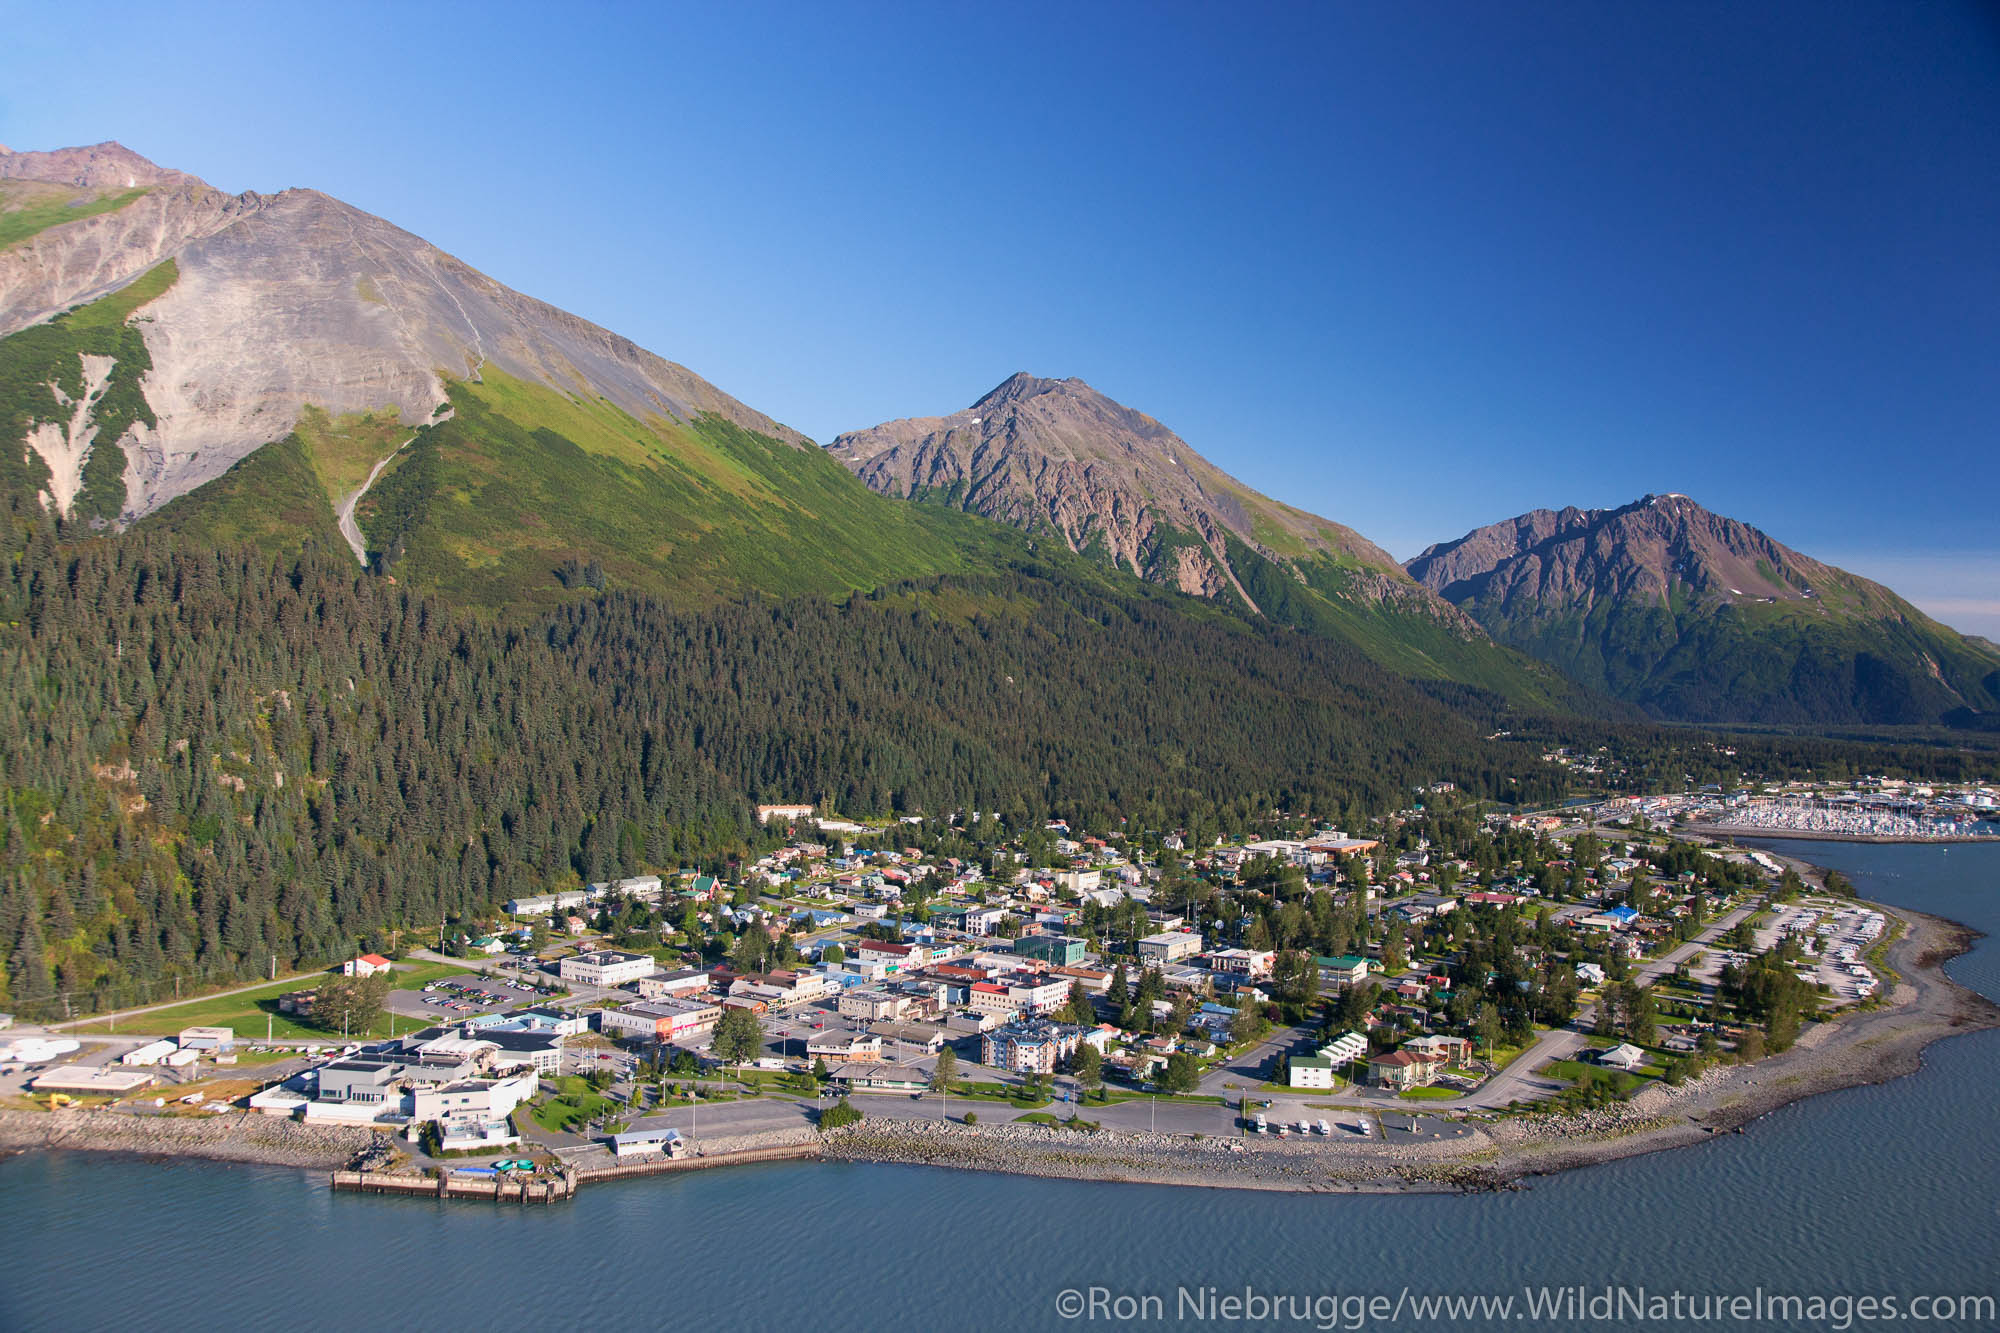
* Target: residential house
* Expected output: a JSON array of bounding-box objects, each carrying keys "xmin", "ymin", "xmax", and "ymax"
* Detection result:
[{"xmin": 342, "ymin": 954, "xmax": 394, "ymax": 978}]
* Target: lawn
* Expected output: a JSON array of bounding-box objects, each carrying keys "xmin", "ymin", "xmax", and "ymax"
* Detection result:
[
  {"xmin": 1399, "ymin": 1085, "xmax": 1461, "ymax": 1101},
  {"xmin": 70, "ymin": 960, "xmax": 472, "ymax": 1040},
  {"xmin": 528, "ymin": 1072, "xmax": 620, "ymax": 1128},
  {"xmin": 1542, "ymin": 1058, "xmax": 1651, "ymax": 1097}
]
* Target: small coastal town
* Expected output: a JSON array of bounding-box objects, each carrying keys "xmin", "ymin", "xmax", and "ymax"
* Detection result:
[{"xmin": 4, "ymin": 775, "xmax": 1989, "ymax": 1196}]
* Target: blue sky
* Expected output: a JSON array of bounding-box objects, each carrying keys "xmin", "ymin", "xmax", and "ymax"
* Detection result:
[{"xmin": 4, "ymin": 1, "xmax": 1995, "ymax": 633}]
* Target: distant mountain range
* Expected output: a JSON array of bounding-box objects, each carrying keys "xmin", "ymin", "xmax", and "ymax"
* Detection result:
[
  {"xmin": 1407, "ymin": 494, "xmax": 2000, "ymax": 726},
  {"xmin": 829, "ymin": 372, "xmax": 1573, "ymax": 697},
  {"xmin": 2, "ymin": 141, "xmax": 1990, "ymax": 730}
]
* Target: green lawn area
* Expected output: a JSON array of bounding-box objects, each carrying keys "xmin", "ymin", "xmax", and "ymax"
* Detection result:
[
  {"xmin": 70, "ymin": 960, "xmax": 472, "ymax": 1040},
  {"xmin": 530, "ymin": 1079, "xmax": 619, "ymax": 1133},
  {"xmin": 1543, "ymin": 1058, "xmax": 1652, "ymax": 1097},
  {"xmin": 1399, "ymin": 1085, "xmax": 1461, "ymax": 1101}
]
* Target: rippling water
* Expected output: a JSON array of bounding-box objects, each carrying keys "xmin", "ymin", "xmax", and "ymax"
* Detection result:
[{"xmin": 4, "ymin": 841, "xmax": 1996, "ymax": 1332}]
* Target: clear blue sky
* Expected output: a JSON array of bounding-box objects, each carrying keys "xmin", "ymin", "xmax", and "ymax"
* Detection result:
[{"xmin": 4, "ymin": 1, "xmax": 1995, "ymax": 633}]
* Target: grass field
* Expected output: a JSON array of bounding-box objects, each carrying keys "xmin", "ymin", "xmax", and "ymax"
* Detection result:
[
  {"xmin": 69, "ymin": 960, "xmax": 471, "ymax": 1040},
  {"xmin": 1398, "ymin": 1085, "xmax": 1461, "ymax": 1101},
  {"xmin": 1542, "ymin": 1058, "xmax": 1652, "ymax": 1097}
]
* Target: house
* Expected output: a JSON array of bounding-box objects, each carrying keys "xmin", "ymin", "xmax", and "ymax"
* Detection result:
[
  {"xmin": 982, "ymin": 1018, "xmax": 1085, "ymax": 1074},
  {"xmin": 1137, "ymin": 932, "xmax": 1204, "ymax": 965},
  {"xmin": 1366, "ymin": 1048, "xmax": 1446, "ymax": 1090},
  {"xmin": 467, "ymin": 936, "xmax": 508, "ymax": 956},
  {"xmin": 342, "ymin": 954, "xmax": 394, "ymax": 978},
  {"xmin": 559, "ymin": 950, "xmax": 657, "ymax": 989},
  {"xmin": 1597, "ymin": 1043, "xmax": 1647, "ymax": 1072},
  {"xmin": 1574, "ymin": 962, "xmax": 1607, "ymax": 986}
]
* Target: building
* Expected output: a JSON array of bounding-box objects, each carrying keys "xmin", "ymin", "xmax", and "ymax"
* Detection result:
[
  {"xmin": 610, "ymin": 1127, "xmax": 685, "ymax": 1159},
  {"xmin": 342, "ymin": 954, "xmax": 394, "ymax": 977},
  {"xmin": 1405, "ymin": 1034, "xmax": 1474, "ymax": 1064},
  {"xmin": 982, "ymin": 1019, "xmax": 1085, "ymax": 1074},
  {"xmin": 756, "ymin": 804, "xmax": 815, "ymax": 824},
  {"xmin": 838, "ymin": 988, "xmax": 909, "ymax": 1023},
  {"xmin": 1208, "ymin": 948, "xmax": 1276, "ymax": 980},
  {"xmin": 1013, "ymin": 934, "xmax": 1086, "ymax": 967},
  {"xmin": 967, "ymin": 976, "xmax": 1072, "ymax": 1019},
  {"xmin": 1137, "ymin": 932, "xmax": 1204, "ymax": 965},
  {"xmin": 504, "ymin": 890, "xmax": 591, "ymax": 916},
  {"xmin": 1288, "ymin": 1054, "xmax": 1338, "ymax": 1089},
  {"xmin": 560, "ymin": 950, "xmax": 657, "ymax": 989},
  {"xmin": 807, "ymin": 1030, "xmax": 883, "ymax": 1063},
  {"xmin": 1597, "ymin": 1042, "xmax": 1647, "ymax": 1072},
  {"xmin": 121, "ymin": 1039, "xmax": 177, "ymax": 1067},
  {"xmin": 411, "ymin": 1073, "xmax": 535, "ymax": 1139},
  {"xmin": 1316, "ymin": 955, "xmax": 1370, "ymax": 988},
  {"xmin": 634, "ymin": 968, "xmax": 712, "ymax": 1001},
  {"xmin": 595, "ymin": 998, "xmax": 721, "ymax": 1041},
  {"xmin": 177, "ymin": 1025, "xmax": 235, "ymax": 1052},
  {"xmin": 1367, "ymin": 1048, "xmax": 1446, "ymax": 1091},
  {"xmin": 1054, "ymin": 868, "xmax": 1102, "ymax": 894}
]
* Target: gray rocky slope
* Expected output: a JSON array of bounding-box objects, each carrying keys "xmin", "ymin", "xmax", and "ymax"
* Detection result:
[{"xmin": 0, "ymin": 142, "xmax": 805, "ymax": 520}]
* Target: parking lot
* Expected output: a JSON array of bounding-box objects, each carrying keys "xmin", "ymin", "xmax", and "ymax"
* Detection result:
[{"xmin": 385, "ymin": 974, "xmax": 560, "ymax": 1026}]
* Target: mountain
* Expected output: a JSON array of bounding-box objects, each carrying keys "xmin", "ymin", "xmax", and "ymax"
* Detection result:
[
  {"xmin": 1407, "ymin": 493, "xmax": 2000, "ymax": 726},
  {"xmin": 829, "ymin": 373, "xmax": 1578, "ymax": 701},
  {"xmin": 0, "ymin": 141, "xmax": 992, "ymax": 610}
]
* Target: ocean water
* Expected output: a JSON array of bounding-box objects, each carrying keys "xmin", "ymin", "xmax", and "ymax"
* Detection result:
[{"xmin": 3, "ymin": 840, "xmax": 1996, "ymax": 1332}]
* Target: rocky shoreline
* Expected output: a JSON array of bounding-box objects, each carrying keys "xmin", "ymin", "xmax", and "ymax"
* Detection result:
[
  {"xmin": 4, "ymin": 900, "xmax": 1991, "ymax": 1197},
  {"xmin": 0, "ymin": 1107, "xmax": 381, "ymax": 1169}
]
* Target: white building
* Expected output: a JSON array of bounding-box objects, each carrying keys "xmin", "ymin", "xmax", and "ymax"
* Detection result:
[
  {"xmin": 1137, "ymin": 932, "xmax": 1204, "ymax": 965},
  {"xmin": 559, "ymin": 950, "xmax": 657, "ymax": 988}
]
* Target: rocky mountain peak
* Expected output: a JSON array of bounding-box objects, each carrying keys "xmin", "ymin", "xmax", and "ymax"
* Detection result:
[{"xmin": 0, "ymin": 140, "xmax": 197, "ymax": 191}]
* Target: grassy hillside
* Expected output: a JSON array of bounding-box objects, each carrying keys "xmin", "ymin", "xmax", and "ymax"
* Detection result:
[
  {"xmin": 347, "ymin": 370, "xmax": 1024, "ymax": 612},
  {"xmin": 139, "ymin": 429, "xmax": 345, "ymax": 556},
  {"xmin": 0, "ymin": 180, "xmax": 149, "ymax": 251}
]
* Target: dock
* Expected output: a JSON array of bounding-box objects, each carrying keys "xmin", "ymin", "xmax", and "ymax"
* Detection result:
[{"xmin": 329, "ymin": 1140, "xmax": 820, "ymax": 1203}]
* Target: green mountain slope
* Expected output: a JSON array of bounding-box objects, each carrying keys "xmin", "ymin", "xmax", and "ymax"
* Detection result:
[{"xmin": 1408, "ymin": 494, "xmax": 2000, "ymax": 726}]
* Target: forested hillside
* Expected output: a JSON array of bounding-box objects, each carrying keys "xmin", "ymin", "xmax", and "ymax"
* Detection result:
[{"xmin": 0, "ymin": 499, "xmax": 1547, "ymax": 1018}]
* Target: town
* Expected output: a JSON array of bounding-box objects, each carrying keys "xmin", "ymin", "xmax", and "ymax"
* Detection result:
[{"xmin": 6, "ymin": 773, "xmax": 1965, "ymax": 1193}]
